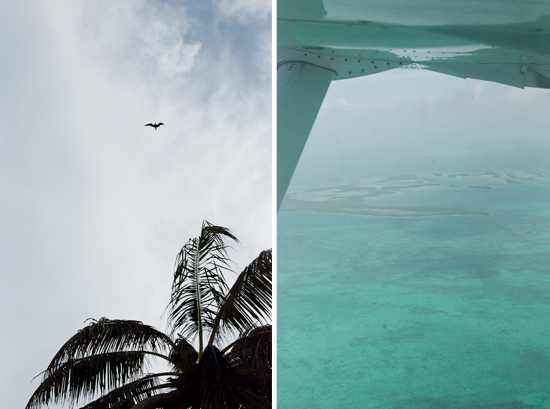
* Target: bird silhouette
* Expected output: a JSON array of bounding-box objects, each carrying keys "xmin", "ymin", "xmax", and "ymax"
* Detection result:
[{"xmin": 145, "ymin": 122, "xmax": 164, "ymax": 130}]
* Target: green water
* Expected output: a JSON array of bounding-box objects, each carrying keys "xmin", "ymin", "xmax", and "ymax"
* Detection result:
[{"xmin": 278, "ymin": 172, "xmax": 550, "ymax": 409}]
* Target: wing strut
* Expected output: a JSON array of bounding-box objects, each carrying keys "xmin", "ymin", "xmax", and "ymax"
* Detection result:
[{"xmin": 277, "ymin": 62, "xmax": 335, "ymax": 210}]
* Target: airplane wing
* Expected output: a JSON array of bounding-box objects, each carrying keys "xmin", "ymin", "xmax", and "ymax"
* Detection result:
[{"xmin": 277, "ymin": 0, "xmax": 550, "ymax": 209}]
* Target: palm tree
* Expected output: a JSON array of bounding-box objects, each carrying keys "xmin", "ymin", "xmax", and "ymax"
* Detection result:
[{"xmin": 26, "ymin": 221, "xmax": 272, "ymax": 409}]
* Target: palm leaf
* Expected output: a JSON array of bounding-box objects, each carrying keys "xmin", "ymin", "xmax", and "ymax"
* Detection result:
[
  {"xmin": 131, "ymin": 369, "xmax": 202, "ymax": 409},
  {"xmin": 46, "ymin": 318, "xmax": 175, "ymax": 370},
  {"xmin": 27, "ymin": 351, "xmax": 150, "ymax": 409},
  {"xmin": 129, "ymin": 389, "xmax": 192, "ymax": 409},
  {"xmin": 224, "ymin": 325, "xmax": 272, "ymax": 372},
  {"xmin": 199, "ymin": 345, "xmax": 267, "ymax": 409},
  {"xmin": 26, "ymin": 319, "xmax": 187, "ymax": 409},
  {"xmin": 78, "ymin": 374, "xmax": 168, "ymax": 409},
  {"xmin": 168, "ymin": 336, "xmax": 198, "ymax": 374},
  {"xmin": 210, "ymin": 250, "xmax": 272, "ymax": 341},
  {"xmin": 223, "ymin": 325, "xmax": 272, "ymax": 404},
  {"xmin": 167, "ymin": 221, "xmax": 238, "ymax": 351}
]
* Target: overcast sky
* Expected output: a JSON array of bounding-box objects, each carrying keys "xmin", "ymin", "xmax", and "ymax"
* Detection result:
[
  {"xmin": 290, "ymin": 68, "xmax": 550, "ymax": 189},
  {"xmin": 0, "ymin": 1, "xmax": 271, "ymax": 407}
]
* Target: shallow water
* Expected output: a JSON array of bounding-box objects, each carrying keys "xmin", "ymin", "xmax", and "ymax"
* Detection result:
[{"xmin": 278, "ymin": 172, "xmax": 550, "ymax": 409}]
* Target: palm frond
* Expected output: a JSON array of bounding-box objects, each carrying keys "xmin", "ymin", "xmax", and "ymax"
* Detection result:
[
  {"xmin": 129, "ymin": 389, "xmax": 191, "ymax": 409},
  {"xmin": 26, "ymin": 222, "xmax": 272, "ymax": 409},
  {"xmin": 45, "ymin": 318, "xmax": 175, "ymax": 371},
  {"xmin": 167, "ymin": 221, "xmax": 239, "ymax": 342},
  {"xmin": 27, "ymin": 352, "xmax": 151, "ymax": 409},
  {"xmin": 78, "ymin": 374, "xmax": 168, "ymax": 409},
  {"xmin": 224, "ymin": 325, "xmax": 272, "ymax": 371},
  {"xmin": 168, "ymin": 336, "xmax": 198, "ymax": 373},
  {"xmin": 224, "ymin": 325, "xmax": 272, "ymax": 403},
  {"xmin": 131, "ymin": 369, "xmax": 202, "ymax": 409},
  {"xmin": 210, "ymin": 250, "xmax": 272, "ymax": 341},
  {"xmin": 199, "ymin": 345, "xmax": 267, "ymax": 409}
]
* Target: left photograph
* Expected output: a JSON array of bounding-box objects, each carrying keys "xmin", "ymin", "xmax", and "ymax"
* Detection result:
[{"xmin": 1, "ymin": 1, "xmax": 272, "ymax": 408}]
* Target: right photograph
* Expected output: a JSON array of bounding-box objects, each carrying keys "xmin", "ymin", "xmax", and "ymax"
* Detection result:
[{"xmin": 277, "ymin": 2, "xmax": 550, "ymax": 408}]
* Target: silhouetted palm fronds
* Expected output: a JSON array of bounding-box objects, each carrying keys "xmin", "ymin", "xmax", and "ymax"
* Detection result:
[{"xmin": 27, "ymin": 221, "xmax": 271, "ymax": 409}]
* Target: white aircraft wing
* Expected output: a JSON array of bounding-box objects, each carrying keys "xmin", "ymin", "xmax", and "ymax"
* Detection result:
[{"xmin": 277, "ymin": 0, "xmax": 550, "ymax": 208}]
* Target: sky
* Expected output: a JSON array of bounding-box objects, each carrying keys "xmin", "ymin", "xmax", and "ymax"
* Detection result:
[
  {"xmin": 290, "ymin": 68, "xmax": 550, "ymax": 190},
  {"xmin": 0, "ymin": 1, "xmax": 271, "ymax": 407}
]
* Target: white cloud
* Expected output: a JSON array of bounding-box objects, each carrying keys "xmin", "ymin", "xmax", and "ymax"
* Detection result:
[
  {"xmin": 335, "ymin": 98, "xmax": 352, "ymax": 107},
  {"xmin": 75, "ymin": 1, "xmax": 202, "ymax": 83},
  {"xmin": 292, "ymin": 69, "xmax": 550, "ymax": 186},
  {"xmin": 216, "ymin": 0, "xmax": 271, "ymax": 24}
]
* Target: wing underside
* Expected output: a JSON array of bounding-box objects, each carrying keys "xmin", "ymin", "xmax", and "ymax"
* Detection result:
[{"xmin": 277, "ymin": 3, "xmax": 550, "ymax": 208}]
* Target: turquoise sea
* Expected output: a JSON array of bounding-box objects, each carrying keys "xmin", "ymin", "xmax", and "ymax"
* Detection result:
[{"xmin": 278, "ymin": 172, "xmax": 550, "ymax": 409}]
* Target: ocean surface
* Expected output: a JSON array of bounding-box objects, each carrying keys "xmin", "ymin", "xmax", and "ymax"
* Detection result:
[{"xmin": 278, "ymin": 171, "xmax": 550, "ymax": 409}]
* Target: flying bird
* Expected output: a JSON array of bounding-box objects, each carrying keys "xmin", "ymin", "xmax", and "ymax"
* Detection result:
[{"xmin": 145, "ymin": 122, "xmax": 164, "ymax": 130}]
